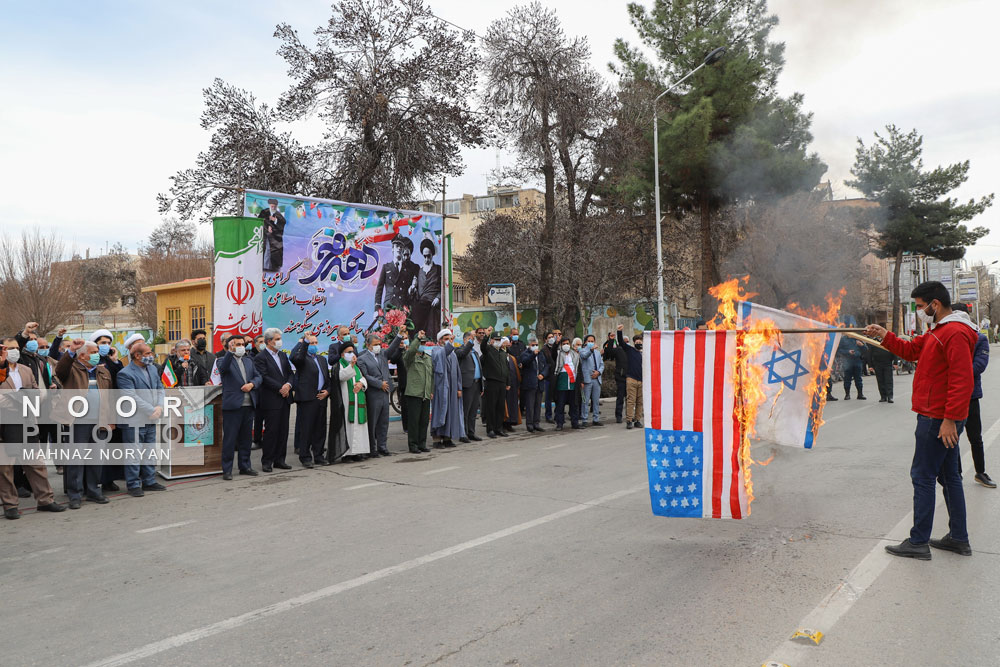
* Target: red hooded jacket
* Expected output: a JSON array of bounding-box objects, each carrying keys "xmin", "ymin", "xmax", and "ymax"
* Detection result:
[{"xmin": 880, "ymin": 311, "xmax": 978, "ymax": 421}]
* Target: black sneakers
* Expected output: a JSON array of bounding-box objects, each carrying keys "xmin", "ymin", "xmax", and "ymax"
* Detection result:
[
  {"xmin": 975, "ymin": 473, "xmax": 997, "ymax": 488},
  {"xmin": 929, "ymin": 533, "xmax": 972, "ymax": 556},
  {"xmin": 885, "ymin": 539, "xmax": 931, "ymax": 560}
]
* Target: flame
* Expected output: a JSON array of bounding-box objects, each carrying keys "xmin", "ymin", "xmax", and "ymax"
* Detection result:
[{"xmin": 706, "ymin": 279, "xmax": 846, "ymax": 512}]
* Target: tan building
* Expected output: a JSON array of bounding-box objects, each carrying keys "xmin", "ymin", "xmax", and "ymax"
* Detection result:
[
  {"xmin": 415, "ymin": 186, "xmax": 543, "ymax": 308},
  {"xmin": 140, "ymin": 277, "xmax": 212, "ymax": 353}
]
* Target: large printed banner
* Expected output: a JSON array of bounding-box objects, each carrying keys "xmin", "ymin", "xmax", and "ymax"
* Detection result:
[
  {"xmin": 212, "ymin": 217, "xmax": 263, "ymax": 352},
  {"xmin": 243, "ymin": 189, "xmax": 445, "ymax": 345}
]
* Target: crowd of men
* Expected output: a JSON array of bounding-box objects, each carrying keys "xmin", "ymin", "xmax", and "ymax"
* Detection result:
[{"xmin": 0, "ymin": 319, "xmax": 648, "ymax": 520}]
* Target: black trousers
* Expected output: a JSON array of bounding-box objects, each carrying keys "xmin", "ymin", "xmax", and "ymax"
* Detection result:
[
  {"xmin": 843, "ymin": 362, "xmax": 863, "ymax": 396},
  {"xmin": 222, "ymin": 407, "xmax": 254, "ymax": 474},
  {"xmin": 253, "ymin": 409, "xmax": 265, "ymax": 446},
  {"xmin": 523, "ymin": 387, "xmax": 539, "ymax": 427},
  {"xmin": 615, "ymin": 378, "xmax": 626, "ymax": 421},
  {"xmin": 260, "ymin": 403, "xmax": 290, "ymax": 466},
  {"xmin": 296, "ymin": 400, "xmax": 328, "ymax": 463},
  {"xmin": 964, "ymin": 398, "xmax": 985, "ymax": 475},
  {"xmin": 872, "ymin": 364, "xmax": 894, "ymax": 400},
  {"xmin": 463, "ymin": 381, "xmax": 481, "ymax": 437},
  {"xmin": 405, "ymin": 396, "xmax": 430, "ymax": 451},
  {"xmin": 555, "ymin": 389, "xmax": 579, "ymax": 427},
  {"xmin": 483, "ymin": 379, "xmax": 506, "ymax": 434}
]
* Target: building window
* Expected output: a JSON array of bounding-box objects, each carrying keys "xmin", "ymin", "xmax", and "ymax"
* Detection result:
[
  {"xmin": 167, "ymin": 308, "xmax": 182, "ymax": 341},
  {"xmin": 475, "ymin": 197, "xmax": 496, "ymax": 212},
  {"xmin": 453, "ymin": 284, "xmax": 469, "ymax": 303},
  {"xmin": 499, "ymin": 194, "xmax": 520, "ymax": 208},
  {"xmin": 190, "ymin": 305, "xmax": 206, "ymax": 331},
  {"xmin": 445, "ymin": 200, "xmax": 461, "ymax": 216}
]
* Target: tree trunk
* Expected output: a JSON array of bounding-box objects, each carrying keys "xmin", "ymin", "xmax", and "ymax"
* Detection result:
[
  {"xmin": 891, "ymin": 248, "xmax": 903, "ymax": 334},
  {"xmin": 699, "ymin": 196, "xmax": 716, "ymax": 319},
  {"xmin": 538, "ymin": 161, "xmax": 557, "ymax": 337}
]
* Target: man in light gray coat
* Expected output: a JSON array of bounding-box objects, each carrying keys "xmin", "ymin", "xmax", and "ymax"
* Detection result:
[
  {"xmin": 356, "ymin": 333, "xmax": 402, "ymax": 456},
  {"xmin": 579, "ymin": 334, "xmax": 604, "ymax": 427}
]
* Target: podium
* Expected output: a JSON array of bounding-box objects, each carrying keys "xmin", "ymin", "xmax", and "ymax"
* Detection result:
[{"xmin": 159, "ymin": 386, "xmax": 224, "ymax": 479}]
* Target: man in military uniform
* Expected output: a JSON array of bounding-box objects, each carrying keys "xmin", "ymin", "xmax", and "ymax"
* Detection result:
[{"xmin": 373, "ymin": 234, "xmax": 418, "ymax": 312}]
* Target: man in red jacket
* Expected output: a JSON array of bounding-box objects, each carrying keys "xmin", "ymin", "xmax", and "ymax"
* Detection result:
[{"xmin": 866, "ymin": 281, "xmax": 978, "ymax": 560}]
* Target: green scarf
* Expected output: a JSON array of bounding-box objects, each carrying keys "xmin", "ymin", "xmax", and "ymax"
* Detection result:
[{"xmin": 341, "ymin": 358, "xmax": 367, "ymax": 424}]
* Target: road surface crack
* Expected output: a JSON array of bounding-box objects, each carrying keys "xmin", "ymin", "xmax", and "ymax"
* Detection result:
[{"xmin": 421, "ymin": 605, "xmax": 541, "ymax": 666}]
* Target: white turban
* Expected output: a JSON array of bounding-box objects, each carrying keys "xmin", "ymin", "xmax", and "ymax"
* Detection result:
[
  {"xmin": 124, "ymin": 333, "xmax": 146, "ymax": 349},
  {"xmin": 437, "ymin": 328, "xmax": 453, "ymax": 341},
  {"xmin": 89, "ymin": 329, "xmax": 113, "ymax": 343},
  {"xmin": 501, "ymin": 337, "xmax": 510, "ymax": 345}
]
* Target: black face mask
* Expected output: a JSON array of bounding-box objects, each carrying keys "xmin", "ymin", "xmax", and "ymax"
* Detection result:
[
  {"xmin": 635, "ymin": 343, "xmax": 643, "ymax": 350},
  {"xmin": 195, "ymin": 339, "xmax": 207, "ymax": 350}
]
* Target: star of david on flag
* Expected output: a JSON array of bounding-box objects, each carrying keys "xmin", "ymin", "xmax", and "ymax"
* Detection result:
[
  {"xmin": 642, "ymin": 330, "xmax": 748, "ymax": 519},
  {"xmin": 762, "ymin": 347, "xmax": 810, "ymax": 390}
]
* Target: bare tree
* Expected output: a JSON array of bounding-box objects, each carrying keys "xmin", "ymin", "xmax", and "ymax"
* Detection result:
[
  {"xmin": 134, "ymin": 220, "xmax": 212, "ymax": 329},
  {"xmin": 0, "ymin": 231, "xmax": 78, "ymax": 336},
  {"xmin": 275, "ymin": 0, "xmax": 485, "ymax": 206},
  {"xmin": 74, "ymin": 243, "xmax": 137, "ymax": 311}
]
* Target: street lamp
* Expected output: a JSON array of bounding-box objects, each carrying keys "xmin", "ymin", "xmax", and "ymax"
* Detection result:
[{"xmin": 653, "ymin": 46, "xmax": 725, "ymax": 329}]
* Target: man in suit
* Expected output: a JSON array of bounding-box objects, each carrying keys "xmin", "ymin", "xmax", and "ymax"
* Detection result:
[
  {"xmin": 326, "ymin": 325, "xmax": 352, "ymax": 361},
  {"xmin": 217, "ymin": 335, "xmax": 262, "ymax": 480},
  {"xmin": 259, "ymin": 198, "xmax": 286, "ymax": 272},
  {"xmin": 253, "ymin": 328, "xmax": 294, "ymax": 472},
  {"xmin": 579, "ymin": 334, "xmax": 605, "ymax": 427},
  {"xmin": 356, "ymin": 333, "xmax": 402, "ymax": 456},
  {"xmin": 519, "ymin": 334, "xmax": 548, "ymax": 433},
  {"xmin": 456, "ymin": 330, "xmax": 483, "ymax": 442},
  {"xmin": 117, "ymin": 342, "xmax": 168, "ymax": 497},
  {"xmin": 373, "ymin": 234, "xmax": 418, "ymax": 312},
  {"xmin": 0, "ymin": 341, "xmax": 66, "ymax": 519},
  {"xmin": 478, "ymin": 328, "xmax": 510, "ymax": 438},
  {"xmin": 290, "ymin": 333, "xmax": 331, "ymax": 467}
]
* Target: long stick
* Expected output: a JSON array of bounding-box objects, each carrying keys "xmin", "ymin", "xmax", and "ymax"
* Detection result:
[{"xmin": 774, "ymin": 327, "xmax": 868, "ymax": 334}]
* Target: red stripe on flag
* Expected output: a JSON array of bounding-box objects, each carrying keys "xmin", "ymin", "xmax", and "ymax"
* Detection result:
[
  {"xmin": 650, "ymin": 331, "xmax": 662, "ymax": 430},
  {"xmin": 692, "ymin": 331, "xmax": 706, "ymax": 432},
  {"xmin": 730, "ymin": 331, "xmax": 745, "ymax": 519},
  {"xmin": 672, "ymin": 331, "xmax": 685, "ymax": 431},
  {"xmin": 711, "ymin": 332, "xmax": 726, "ymax": 519}
]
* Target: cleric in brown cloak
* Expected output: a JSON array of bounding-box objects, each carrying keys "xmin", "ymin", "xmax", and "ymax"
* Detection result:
[{"xmin": 259, "ymin": 198, "xmax": 286, "ymax": 272}]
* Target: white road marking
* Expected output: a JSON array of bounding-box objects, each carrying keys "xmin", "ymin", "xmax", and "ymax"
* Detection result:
[
  {"xmin": 136, "ymin": 520, "xmax": 196, "ymax": 534},
  {"xmin": 247, "ymin": 498, "xmax": 300, "ymax": 511},
  {"xmin": 84, "ymin": 485, "xmax": 644, "ymax": 667},
  {"xmin": 490, "ymin": 454, "xmax": 519, "ymax": 461},
  {"xmin": 586, "ymin": 435, "xmax": 609, "ymax": 441},
  {"xmin": 422, "ymin": 466, "xmax": 460, "ymax": 475},
  {"xmin": 1, "ymin": 546, "xmax": 65, "ymax": 563},
  {"xmin": 764, "ymin": 414, "xmax": 1000, "ymax": 666},
  {"xmin": 343, "ymin": 482, "xmax": 385, "ymax": 490},
  {"xmin": 543, "ymin": 443, "xmax": 567, "ymax": 450}
]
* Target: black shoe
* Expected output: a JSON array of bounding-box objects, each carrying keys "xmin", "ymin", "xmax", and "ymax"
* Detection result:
[
  {"xmin": 555, "ymin": 425, "xmax": 563, "ymax": 431},
  {"xmin": 545, "ymin": 419, "xmax": 554, "ymax": 424},
  {"xmin": 879, "ymin": 398, "xmax": 887, "ymax": 403},
  {"xmin": 274, "ymin": 462, "xmax": 292, "ymax": 470},
  {"xmin": 975, "ymin": 472, "xmax": 997, "ymax": 488},
  {"xmin": 626, "ymin": 421, "xmax": 633, "ymax": 430},
  {"xmin": 929, "ymin": 533, "xmax": 973, "ymax": 556},
  {"xmin": 68, "ymin": 498, "xmax": 82, "ymax": 509},
  {"xmin": 36, "ymin": 502, "xmax": 66, "ymax": 512},
  {"xmin": 86, "ymin": 495, "xmax": 109, "ymax": 504},
  {"xmin": 443, "ymin": 441, "xmax": 457, "ymax": 448},
  {"xmin": 572, "ymin": 423, "xmax": 582, "ymax": 430},
  {"xmin": 222, "ymin": 472, "xmax": 233, "ymax": 480},
  {"xmin": 844, "ymin": 394, "xmax": 851, "ymax": 400},
  {"xmin": 102, "ymin": 482, "xmax": 120, "ymax": 493},
  {"xmin": 409, "ymin": 447, "xmax": 420, "ymax": 454},
  {"xmin": 496, "ymin": 431, "xmax": 508, "ymax": 438},
  {"xmin": 262, "ymin": 464, "xmax": 273, "ymax": 472},
  {"xmin": 887, "ymin": 398, "xmax": 894, "ymax": 403},
  {"xmin": 128, "ymin": 487, "xmax": 144, "ymax": 497},
  {"xmin": 580, "ymin": 422, "xmax": 589, "ymax": 428},
  {"xmin": 239, "ymin": 468, "xmax": 259, "ymax": 476},
  {"xmin": 826, "ymin": 394, "xmax": 838, "ymax": 402},
  {"xmin": 17, "ymin": 486, "xmax": 31, "ymax": 498},
  {"xmin": 379, "ymin": 449, "xmax": 393, "ymax": 456},
  {"xmin": 315, "ymin": 458, "xmax": 329, "ymax": 466},
  {"xmin": 592, "ymin": 421, "xmax": 603, "ymax": 427},
  {"xmin": 487, "ymin": 431, "xmax": 497, "ymax": 439},
  {"xmin": 885, "ymin": 538, "xmax": 931, "ymax": 560},
  {"xmin": 616, "ymin": 417, "xmax": 623, "ymax": 423},
  {"xmin": 418, "ymin": 446, "xmax": 431, "ymax": 453},
  {"xmin": 469, "ymin": 435, "xmax": 483, "ymax": 442},
  {"xmin": 4, "ymin": 507, "xmax": 20, "ymax": 520},
  {"xmin": 533, "ymin": 426, "xmax": 545, "ymax": 432},
  {"xmin": 143, "ymin": 483, "xmax": 167, "ymax": 491},
  {"xmin": 857, "ymin": 394, "xmax": 867, "ymax": 400},
  {"xmin": 300, "ymin": 460, "xmax": 314, "ymax": 469},
  {"xmin": 460, "ymin": 437, "xmax": 471, "ymax": 443}
]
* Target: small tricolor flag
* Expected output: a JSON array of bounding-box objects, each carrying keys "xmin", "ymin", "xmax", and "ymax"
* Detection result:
[
  {"xmin": 161, "ymin": 361, "xmax": 178, "ymax": 388},
  {"xmin": 642, "ymin": 330, "xmax": 748, "ymax": 519},
  {"xmin": 562, "ymin": 362, "xmax": 576, "ymax": 384}
]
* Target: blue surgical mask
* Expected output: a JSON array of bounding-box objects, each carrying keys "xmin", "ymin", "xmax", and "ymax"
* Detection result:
[
  {"xmin": 401, "ymin": 339, "xmax": 409, "ymax": 347},
  {"xmin": 88, "ymin": 353, "xmax": 102, "ymax": 366},
  {"xmin": 420, "ymin": 345, "xmax": 433, "ymax": 354},
  {"xmin": 587, "ymin": 342, "xmax": 594, "ymax": 349},
  {"xmin": 307, "ymin": 344, "xmax": 318, "ymax": 355},
  {"xmin": 38, "ymin": 348, "xmax": 49, "ymax": 357},
  {"xmin": 98, "ymin": 343, "xmax": 111, "ymax": 356},
  {"xmin": 512, "ymin": 335, "xmax": 519, "ymax": 342},
  {"xmin": 25, "ymin": 340, "xmax": 38, "ymax": 353},
  {"xmin": 142, "ymin": 355, "xmax": 155, "ymax": 366}
]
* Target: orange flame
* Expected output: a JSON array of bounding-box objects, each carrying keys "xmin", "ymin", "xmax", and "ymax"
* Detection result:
[{"xmin": 788, "ymin": 288, "xmax": 846, "ymax": 441}]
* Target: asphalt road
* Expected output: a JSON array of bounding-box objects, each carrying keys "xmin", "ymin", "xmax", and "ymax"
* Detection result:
[{"xmin": 3, "ymin": 364, "xmax": 1000, "ymax": 667}]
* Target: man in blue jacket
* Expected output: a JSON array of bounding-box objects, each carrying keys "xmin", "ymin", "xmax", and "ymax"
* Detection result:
[
  {"xmin": 116, "ymin": 342, "xmax": 168, "ymax": 497},
  {"xmin": 579, "ymin": 334, "xmax": 604, "ymax": 427},
  {"xmin": 955, "ymin": 305, "xmax": 993, "ymax": 487},
  {"xmin": 217, "ymin": 335, "xmax": 262, "ymax": 480}
]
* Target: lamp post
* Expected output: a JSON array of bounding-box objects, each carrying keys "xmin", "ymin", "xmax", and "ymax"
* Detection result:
[{"xmin": 653, "ymin": 46, "xmax": 725, "ymax": 329}]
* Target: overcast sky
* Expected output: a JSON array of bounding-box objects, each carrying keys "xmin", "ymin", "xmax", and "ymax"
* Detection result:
[{"xmin": 2, "ymin": 0, "xmax": 997, "ymax": 263}]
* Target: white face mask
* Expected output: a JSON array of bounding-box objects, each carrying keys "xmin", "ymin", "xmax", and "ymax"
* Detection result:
[
  {"xmin": 561, "ymin": 344, "xmax": 571, "ymax": 353},
  {"xmin": 257, "ymin": 343, "xmax": 265, "ymax": 351},
  {"xmin": 916, "ymin": 305, "xmax": 935, "ymax": 325},
  {"xmin": 343, "ymin": 352, "xmax": 355, "ymax": 362},
  {"xmin": 530, "ymin": 345, "xmax": 539, "ymax": 352},
  {"xmin": 234, "ymin": 346, "xmax": 246, "ymax": 357},
  {"xmin": 371, "ymin": 345, "xmax": 382, "ymax": 355},
  {"xmin": 5, "ymin": 349, "xmax": 19, "ymax": 364},
  {"xmin": 272, "ymin": 339, "xmax": 282, "ymax": 349}
]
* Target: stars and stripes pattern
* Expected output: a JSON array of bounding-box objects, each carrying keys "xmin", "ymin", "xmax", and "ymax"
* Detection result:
[{"xmin": 642, "ymin": 330, "xmax": 748, "ymax": 519}]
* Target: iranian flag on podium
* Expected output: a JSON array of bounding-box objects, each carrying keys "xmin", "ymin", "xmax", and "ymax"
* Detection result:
[{"xmin": 212, "ymin": 217, "xmax": 263, "ymax": 352}]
